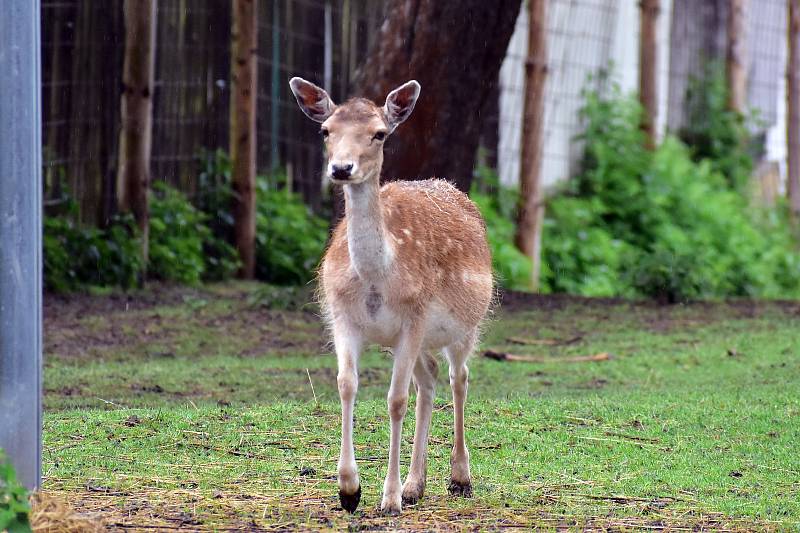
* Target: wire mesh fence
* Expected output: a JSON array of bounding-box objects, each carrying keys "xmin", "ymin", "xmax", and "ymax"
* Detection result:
[
  {"xmin": 41, "ymin": 0, "xmax": 384, "ymax": 223},
  {"xmin": 42, "ymin": 0, "xmax": 793, "ymax": 223},
  {"xmin": 497, "ymin": 0, "xmax": 790, "ymax": 192},
  {"xmin": 497, "ymin": 0, "xmax": 624, "ymax": 190}
]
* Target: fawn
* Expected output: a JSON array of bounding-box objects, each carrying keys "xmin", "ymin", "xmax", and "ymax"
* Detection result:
[{"xmin": 289, "ymin": 77, "xmax": 493, "ymax": 514}]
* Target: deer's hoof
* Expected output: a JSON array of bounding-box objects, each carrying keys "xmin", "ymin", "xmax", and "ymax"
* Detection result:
[
  {"xmin": 380, "ymin": 504, "xmax": 401, "ymax": 516},
  {"xmin": 339, "ymin": 485, "xmax": 361, "ymax": 513},
  {"xmin": 447, "ymin": 479, "xmax": 473, "ymax": 498},
  {"xmin": 401, "ymin": 480, "xmax": 425, "ymax": 505}
]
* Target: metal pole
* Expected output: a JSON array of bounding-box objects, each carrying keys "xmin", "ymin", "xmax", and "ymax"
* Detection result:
[{"xmin": 0, "ymin": 0, "xmax": 43, "ymax": 489}]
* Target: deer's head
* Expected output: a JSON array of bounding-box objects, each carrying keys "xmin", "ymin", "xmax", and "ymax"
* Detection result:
[{"xmin": 289, "ymin": 77, "xmax": 420, "ymax": 184}]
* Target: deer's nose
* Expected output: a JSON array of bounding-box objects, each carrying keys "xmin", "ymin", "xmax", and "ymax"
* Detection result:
[{"xmin": 331, "ymin": 163, "xmax": 354, "ymax": 180}]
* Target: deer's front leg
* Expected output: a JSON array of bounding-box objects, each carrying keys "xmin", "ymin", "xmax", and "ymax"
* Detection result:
[
  {"xmin": 333, "ymin": 323, "xmax": 362, "ymax": 513},
  {"xmin": 381, "ymin": 327, "xmax": 423, "ymax": 515}
]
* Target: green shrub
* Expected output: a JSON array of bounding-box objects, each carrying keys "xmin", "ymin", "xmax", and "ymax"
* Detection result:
[
  {"xmin": 470, "ymin": 169, "xmax": 533, "ymax": 291},
  {"xmin": 0, "ymin": 453, "xmax": 32, "ymax": 533},
  {"xmin": 255, "ymin": 174, "xmax": 328, "ymax": 285},
  {"xmin": 679, "ymin": 62, "xmax": 755, "ymax": 193},
  {"xmin": 195, "ymin": 149, "xmax": 241, "ymax": 281},
  {"xmin": 540, "ymin": 82, "xmax": 800, "ymax": 301},
  {"xmin": 148, "ymin": 181, "xmax": 213, "ymax": 284},
  {"xmin": 543, "ymin": 196, "xmax": 637, "ymax": 297},
  {"xmin": 44, "ymin": 200, "xmax": 141, "ymax": 292}
]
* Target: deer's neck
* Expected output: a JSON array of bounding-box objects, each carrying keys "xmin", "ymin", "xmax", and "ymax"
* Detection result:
[{"xmin": 343, "ymin": 179, "xmax": 391, "ymax": 280}]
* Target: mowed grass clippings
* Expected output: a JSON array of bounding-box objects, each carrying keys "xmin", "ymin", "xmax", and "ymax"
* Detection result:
[{"xmin": 42, "ymin": 283, "xmax": 800, "ymax": 530}]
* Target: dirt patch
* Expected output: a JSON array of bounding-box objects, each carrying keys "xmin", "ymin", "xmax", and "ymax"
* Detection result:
[
  {"xmin": 499, "ymin": 290, "xmax": 800, "ymax": 331},
  {"xmin": 498, "ymin": 290, "xmax": 627, "ymax": 313},
  {"xmin": 45, "ymin": 283, "xmax": 327, "ymax": 361},
  {"xmin": 43, "ymin": 488, "xmax": 777, "ymax": 532}
]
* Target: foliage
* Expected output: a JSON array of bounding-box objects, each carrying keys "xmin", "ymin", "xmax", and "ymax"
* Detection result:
[
  {"xmin": 470, "ymin": 168, "xmax": 532, "ymax": 291},
  {"xmin": 255, "ymin": 173, "xmax": 328, "ymax": 285},
  {"xmin": 44, "ymin": 199, "xmax": 141, "ymax": 292},
  {"xmin": 541, "ymin": 83, "xmax": 800, "ymax": 302},
  {"xmin": 679, "ymin": 62, "xmax": 755, "ymax": 193},
  {"xmin": 194, "ymin": 149, "xmax": 241, "ymax": 281},
  {"xmin": 0, "ymin": 453, "xmax": 32, "ymax": 533},
  {"xmin": 148, "ymin": 182, "xmax": 214, "ymax": 284}
]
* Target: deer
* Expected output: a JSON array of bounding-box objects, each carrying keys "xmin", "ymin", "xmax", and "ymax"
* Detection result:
[{"xmin": 289, "ymin": 77, "xmax": 494, "ymax": 515}]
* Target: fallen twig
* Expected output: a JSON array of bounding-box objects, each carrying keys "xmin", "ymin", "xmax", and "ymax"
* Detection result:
[
  {"xmin": 603, "ymin": 431, "xmax": 660, "ymax": 444},
  {"xmin": 507, "ymin": 335, "xmax": 583, "ymax": 346},
  {"xmin": 483, "ymin": 350, "xmax": 611, "ymax": 363}
]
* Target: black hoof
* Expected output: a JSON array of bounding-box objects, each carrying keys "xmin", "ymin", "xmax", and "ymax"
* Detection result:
[
  {"xmin": 402, "ymin": 482, "xmax": 425, "ymax": 506},
  {"xmin": 402, "ymin": 492, "xmax": 421, "ymax": 506},
  {"xmin": 403, "ymin": 494, "xmax": 422, "ymax": 505},
  {"xmin": 339, "ymin": 485, "xmax": 361, "ymax": 513},
  {"xmin": 448, "ymin": 479, "xmax": 473, "ymax": 498}
]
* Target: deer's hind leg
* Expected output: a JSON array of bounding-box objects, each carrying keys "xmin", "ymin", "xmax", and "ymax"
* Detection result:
[
  {"xmin": 401, "ymin": 352, "xmax": 439, "ymax": 505},
  {"xmin": 443, "ymin": 327, "xmax": 478, "ymax": 497}
]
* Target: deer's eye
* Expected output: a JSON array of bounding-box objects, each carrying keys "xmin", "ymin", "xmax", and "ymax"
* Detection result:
[
  {"xmin": 373, "ymin": 131, "xmax": 387, "ymax": 141},
  {"xmin": 320, "ymin": 128, "xmax": 330, "ymax": 139}
]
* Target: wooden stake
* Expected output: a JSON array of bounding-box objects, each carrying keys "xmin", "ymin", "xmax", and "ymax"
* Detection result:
[
  {"xmin": 514, "ymin": 0, "xmax": 548, "ymax": 292},
  {"xmin": 117, "ymin": 0, "xmax": 157, "ymax": 269},
  {"xmin": 789, "ymin": 0, "xmax": 800, "ymax": 224},
  {"xmin": 639, "ymin": 0, "xmax": 660, "ymax": 149},
  {"xmin": 230, "ymin": 0, "xmax": 258, "ymax": 278},
  {"xmin": 726, "ymin": 0, "xmax": 748, "ymax": 114}
]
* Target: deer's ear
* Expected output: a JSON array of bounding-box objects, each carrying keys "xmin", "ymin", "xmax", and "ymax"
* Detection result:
[
  {"xmin": 383, "ymin": 80, "xmax": 420, "ymax": 132},
  {"xmin": 289, "ymin": 77, "xmax": 335, "ymax": 122}
]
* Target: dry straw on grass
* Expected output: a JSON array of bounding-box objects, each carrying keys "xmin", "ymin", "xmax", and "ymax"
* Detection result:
[{"xmin": 30, "ymin": 491, "xmax": 106, "ymax": 533}]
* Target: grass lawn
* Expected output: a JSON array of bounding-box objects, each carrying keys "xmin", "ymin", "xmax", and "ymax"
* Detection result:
[{"xmin": 42, "ymin": 283, "xmax": 800, "ymax": 530}]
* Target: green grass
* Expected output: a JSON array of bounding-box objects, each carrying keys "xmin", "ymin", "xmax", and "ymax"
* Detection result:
[{"xmin": 43, "ymin": 283, "xmax": 800, "ymax": 530}]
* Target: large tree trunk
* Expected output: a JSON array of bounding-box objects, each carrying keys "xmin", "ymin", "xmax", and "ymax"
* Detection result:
[
  {"xmin": 789, "ymin": 0, "xmax": 800, "ymax": 223},
  {"xmin": 514, "ymin": 0, "xmax": 548, "ymax": 292},
  {"xmin": 230, "ymin": 0, "xmax": 258, "ymax": 278},
  {"xmin": 726, "ymin": 0, "xmax": 747, "ymax": 113},
  {"xmin": 117, "ymin": 0, "xmax": 157, "ymax": 268},
  {"xmin": 639, "ymin": 0, "xmax": 660, "ymax": 149},
  {"xmin": 357, "ymin": 0, "xmax": 522, "ymax": 193}
]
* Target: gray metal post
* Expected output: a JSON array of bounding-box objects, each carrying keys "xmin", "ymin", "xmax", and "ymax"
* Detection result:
[{"xmin": 0, "ymin": 0, "xmax": 43, "ymax": 489}]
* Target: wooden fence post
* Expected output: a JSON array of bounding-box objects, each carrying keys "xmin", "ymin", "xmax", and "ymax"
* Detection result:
[
  {"xmin": 231, "ymin": 0, "xmax": 258, "ymax": 278},
  {"xmin": 117, "ymin": 0, "xmax": 157, "ymax": 269},
  {"xmin": 514, "ymin": 0, "xmax": 548, "ymax": 292},
  {"xmin": 639, "ymin": 0, "xmax": 660, "ymax": 149},
  {"xmin": 726, "ymin": 0, "xmax": 748, "ymax": 113},
  {"xmin": 789, "ymin": 0, "xmax": 800, "ymax": 224}
]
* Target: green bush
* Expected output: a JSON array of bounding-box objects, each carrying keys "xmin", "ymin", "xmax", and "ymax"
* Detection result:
[
  {"xmin": 470, "ymin": 168, "xmax": 532, "ymax": 291},
  {"xmin": 148, "ymin": 181, "xmax": 213, "ymax": 284},
  {"xmin": 540, "ymin": 83, "xmax": 800, "ymax": 301},
  {"xmin": 149, "ymin": 176, "xmax": 241, "ymax": 284},
  {"xmin": 195, "ymin": 149, "xmax": 241, "ymax": 281},
  {"xmin": 0, "ymin": 452, "xmax": 32, "ymax": 533},
  {"xmin": 255, "ymin": 174, "xmax": 328, "ymax": 285},
  {"xmin": 44, "ymin": 200, "xmax": 141, "ymax": 292},
  {"xmin": 679, "ymin": 62, "xmax": 755, "ymax": 193}
]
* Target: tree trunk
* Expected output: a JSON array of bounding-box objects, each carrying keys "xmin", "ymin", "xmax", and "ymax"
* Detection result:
[
  {"xmin": 789, "ymin": 0, "xmax": 800, "ymax": 223},
  {"xmin": 639, "ymin": 0, "xmax": 660, "ymax": 149},
  {"xmin": 356, "ymin": 0, "xmax": 522, "ymax": 193},
  {"xmin": 514, "ymin": 0, "xmax": 548, "ymax": 292},
  {"xmin": 117, "ymin": 0, "xmax": 157, "ymax": 268},
  {"xmin": 726, "ymin": 0, "xmax": 747, "ymax": 113},
  {"xmin": 69, "ymin": 2, "xmax": 124, "ymax": 226},
  {"xmin": 230, "ymin": 0, "xmax": 258, "ymax": 278}
]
